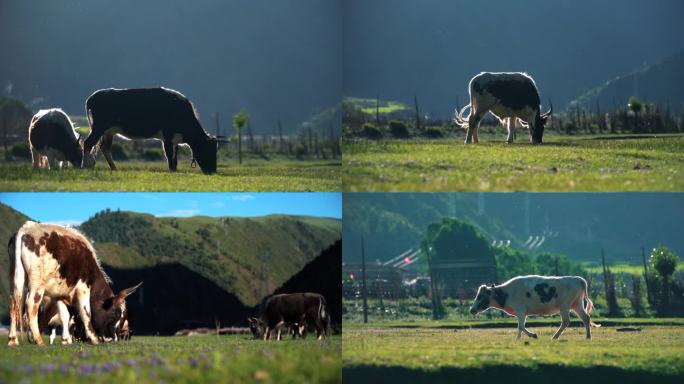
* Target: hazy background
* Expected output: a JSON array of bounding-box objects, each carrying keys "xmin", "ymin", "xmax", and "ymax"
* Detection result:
[
  {"xmin": 343, "ymin": 0, "xmax": 684, "ymax": 117},
  {"xmin": 0, "ymin": 0, "xmax": 341, "ymax": 134},
  {"xmin": 343, "ymin": 193, "xmax": 684, "ymax": 265}
]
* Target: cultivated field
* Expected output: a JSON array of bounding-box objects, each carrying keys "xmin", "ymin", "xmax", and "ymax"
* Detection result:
[
  {"xmin": 343, "ymin": 133, "xmax": 684, "ymax": 191},
  {"xmin": 343, "ymin": 320, "xmax": 684, "ymax": 384},
  {"xmin": 0, "ymin": 335, "xmax": 341, "ymax": 384},
  {"xmin": 0, "ymin": 160, "xmax": 341, "ymax": 191}
]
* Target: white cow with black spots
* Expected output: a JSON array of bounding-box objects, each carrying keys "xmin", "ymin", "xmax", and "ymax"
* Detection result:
[
  {"xmin": 454, "ymin": 72, "xmax": 552, "ymax": 144},
  {"xmin": 469, "ymin": 275, "xmax": 600, "ymax": 340}
]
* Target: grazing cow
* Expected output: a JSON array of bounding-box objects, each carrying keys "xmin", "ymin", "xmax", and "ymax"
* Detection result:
[
  {"xmin": 249, "ymin": 293, "xmax": 329, "ymax": 341},
  {"xmin": 7, "ymin": 221, "xmax": 142, "ymax": 346},
  {"xmin": 469, "ymin": 275, "xmax": 600, "ymax": 340},
  {"xmin": 82, "ymin": 87, "xmax": 221, "ymax": 174},
  {"xmin": 28, "ymin": 108, "xmax": 86, "ymax": 169},
  {"xmin": 455, "ymin": 72, "xmax": 552, "ymax": 144}
]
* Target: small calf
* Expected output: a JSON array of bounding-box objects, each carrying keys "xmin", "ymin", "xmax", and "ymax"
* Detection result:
[{"xmin": 28, "ymin": 108, "xmax": 86, "ymax": 169}]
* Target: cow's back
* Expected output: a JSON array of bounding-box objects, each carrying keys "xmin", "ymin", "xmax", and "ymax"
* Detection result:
[{"xmin": 29, "ymin": 109, "xmax": 78, "ymax": 154}]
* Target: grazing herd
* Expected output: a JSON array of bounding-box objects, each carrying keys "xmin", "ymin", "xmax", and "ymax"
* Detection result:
[{"xmin": 27, "ymin": 87, "xmax": 222, "ymax": 174}]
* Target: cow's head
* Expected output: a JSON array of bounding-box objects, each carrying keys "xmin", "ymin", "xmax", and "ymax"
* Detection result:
[
  {"xmin": 469, "ymin": 284, "xmax": 495, "ymax": 315},
  {"xmin": 193, "ymin": 136, "xmax": 218, "ymax": 174},
  {"xmin": 93, "ymin": 282, "xmax": 142, "ymax": 341},
  {"xmin": 532, "ymin": 101, "xmax": 553, "ymax": 145},
  {"xmin": 80, "ymin": 138, "xmax": 101, "ymax": 169},
  {"xmin": 247, "ymin": 317, "xmax": 264, "ymax": 339}
]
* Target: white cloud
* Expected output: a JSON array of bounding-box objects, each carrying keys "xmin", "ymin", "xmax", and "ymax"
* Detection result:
[
  {"xmin": 44, "ymin": 219, "xmax": 82, "ymax": 227},
  {"xmin": 160, "ymin": 209, "xmax": 201, "ymax": 217},
  {"xmin": 232, "ymin": 194, "xmax": 255, "ymax": 202}
]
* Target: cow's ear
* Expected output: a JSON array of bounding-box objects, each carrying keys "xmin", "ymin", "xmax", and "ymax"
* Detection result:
[{"xmin": 118, "ymin": 282, "xmax": 143, "ymax": 300}]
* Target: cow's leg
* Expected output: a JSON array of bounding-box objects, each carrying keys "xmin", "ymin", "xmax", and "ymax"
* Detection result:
[
  {"xmin": 552, "ymin": 309, "xmax": 571, "ymax": 340},
  {"xmin": 263, "ymin": 326, "xmax": 271, "ymax": 341},
  {"xmin": 25, "ymin": 288, "xmax": 45, "ymax": 345},
  {"xmin": 575, "ymin": 303, "xmax": 592, "ymax": 340},
  {"xmin": 57, "ymin": 300, "xmax": 73, "ymax": 345},
  {"xmin": 516, "ymin": 314, "xmax": 537, "ymax": 339},
  {"xmin": 75, "ymin": 289, "xmax": 99, "ymax": 344},
  {"xmin": 162, "ymin": 140, "xmax": 178, "ymax": 172},
  {"xmin": 8, "ymin": 248, "xmax": 26, "ymax": 347},
  {"xmin": 49, "ymin": 328, "xmax": 57, "ymax": 345},
  {"xmin": 100, "ymin": 132, "xmax": 117, "ymax": 170},
  {"xmin": 31, "ymin": 147, "xmax": 42, "ymax": 169},
  {"xmin": 507, "ymin": 118, "xmax": 516, "ymax": 144},
  {"xmin": 465, "ymin": 111, "xmax": 483, "ymax": 144}
]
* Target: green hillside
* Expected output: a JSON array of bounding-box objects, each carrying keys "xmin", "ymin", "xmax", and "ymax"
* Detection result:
[
  {"xmin": 0, "ymin": 205, "xmax": 341, "ymax": 320},
  {"xmin": 79, "ymin": 211, "xmax": 341, "ymax": 307}
]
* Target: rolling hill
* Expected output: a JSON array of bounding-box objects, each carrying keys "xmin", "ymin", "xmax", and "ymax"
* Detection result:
[
  {"xmin": 569, "ymin": 50, "xmax": 684, "ymax": 113},
  {"xmin": 0, "ymin": 204, "xmax": 341, "ymax": 326}
]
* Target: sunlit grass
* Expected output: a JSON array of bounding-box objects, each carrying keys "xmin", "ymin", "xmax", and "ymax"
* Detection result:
[
  {"xmin": 343, "ymin": 133, "xmax": 684, "ymax": 191},
  {"xmin": 343, "ymin": 324, "xmax": 684, "ymax": 382},
  {"xmin": 0, "ymin": 160, "xmax": 341, "ymax": 192},
  {"xmin": 0, "ymin": 335, "xmax": 341, "ymax": 384}
]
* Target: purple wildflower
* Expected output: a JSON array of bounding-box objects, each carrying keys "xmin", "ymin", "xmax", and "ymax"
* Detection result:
[
  {"xmin": 60, "ymin": 363, "xmax": 70, "ymax": 374},
  {"xmin": 40, "ymin": 363, "xmax": 57, "ymax": 374},
  {"xmin": 188, "ymin": 357, "xmax": 198, "ymax": 368}
]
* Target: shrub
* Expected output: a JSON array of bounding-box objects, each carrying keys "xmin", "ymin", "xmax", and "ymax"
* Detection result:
[
  {"xmin": 389, "ymin": 121, "xmax": 410, "ymax": 138},
  {"xmin": 361, "ymin": 123, "xmax": 382, "ymax": 139},
  {"xmin": 110, "ymin": 143, "xmax": 128, "ymax": 160},
  {"xmin": 425, "ymin": 127, "xmax": 443, "ymax": 138},
  {"xmin": 10, "ymin": 142, "xmax": 31, "ymax": 159},
  {"xmin": 142, "ymin": 148, "xmax": 163, "ymax": 161}
]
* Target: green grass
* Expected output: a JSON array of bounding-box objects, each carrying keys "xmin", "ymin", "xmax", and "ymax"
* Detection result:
[
  {"xmin": 0, "ymin": 160, "xmax": 340, "ymax": 191},
  {"xmin": 343, "ymin": 324, "xmax": 684, "ymax": 383},
  {"xmin": 0, "ymin": 335, "xmax": 341, "ymax": 384},
  {"xmin": 360, "ymin": 103, "xmax": 408, "ymax": 115},
  {"xmin": 343, "ymin": 133, "xmax": 684, "ymax": 191}
]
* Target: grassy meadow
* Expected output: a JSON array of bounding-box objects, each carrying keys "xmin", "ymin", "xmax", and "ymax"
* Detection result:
[
  {"xmin": 0, "ymin": 159, "xmax": 340, "ymax": 191},
  {"xmin": 343, "ymin": 133, "xmax": 684, "ymax": 191},
  {"xmin": 343, "ymin": 322, "xmax": 684, "ymax": 384},
  {"xmin": 0, "ymin": 335, "xmax": 341, "ymax": 384}
]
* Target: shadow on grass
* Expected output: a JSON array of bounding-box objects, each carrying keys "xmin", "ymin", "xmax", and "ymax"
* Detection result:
[{"xmin": 344, "ymin": 364, "xmax": 682, "ymax": 384}]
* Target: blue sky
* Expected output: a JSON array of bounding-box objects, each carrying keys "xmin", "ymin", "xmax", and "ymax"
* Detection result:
[{"xmin": 0, "ymin": 193, "xmax": 341, "ymax": 226}]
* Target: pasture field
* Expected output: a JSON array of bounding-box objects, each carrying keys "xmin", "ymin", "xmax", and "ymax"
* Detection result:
[
  {"xmin": 0, "ymin": 160, "xmax": 341, "ymax": 191},
  {"xmin": 342, "ymin": 133, "xmax": 684, "ymax": 191},
  {"xmin": 343, "ymin": 322, "xmax": 684, "ymax": 384},
  {"xmin": 0, "ymin": 334, "xmax": 341, "ymax": 384}
]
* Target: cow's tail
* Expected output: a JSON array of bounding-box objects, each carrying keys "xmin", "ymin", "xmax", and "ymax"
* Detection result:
[
  {"xmin": 582, "ymin": 279, "xmax": 601, "ymax": 328},
  {"xmin": 318, "ymin": 296, "xmax": 329, "ymax": 336},
  {"xmin": 8, "ymin": 232, "xmax": 24, "ymax": 337},
  {"xmin": 454, "ymin": 104, "xmax": 471, "ymax": 128}
]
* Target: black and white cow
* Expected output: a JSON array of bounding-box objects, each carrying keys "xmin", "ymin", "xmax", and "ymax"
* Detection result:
[
  {"xmin": 82, "ymin": 87, "xmax": 221, "ymax": 174},
  {"xmin": 470, "ymin": 275, "xmax": 600, "ymax": 340},
  {"xmin": 248, "ymin": 293, "xmax": 329, "ymax": 341},
  {"xmin": 455, "ymin": 72, "xmax": 552, "ymax": 144},
  {"xmin": 7, "ymin": 221, "xmax": 142, "ymax": 346},
  {"xmin": 28, "ymin": 108, "xmax": 86, "ymax": 169}
]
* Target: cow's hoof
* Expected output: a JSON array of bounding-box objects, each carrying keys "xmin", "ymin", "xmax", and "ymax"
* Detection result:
[
  {"xmin": 7, "ymin": 338, "xmax": 19, "ymax": 347},
  {"xmin": 530, "ymin": 334, "xmax": 538, "ymax": 339}
]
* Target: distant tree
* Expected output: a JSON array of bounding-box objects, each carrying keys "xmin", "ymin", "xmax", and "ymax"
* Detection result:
[
  {"xmin": 628, "ymin": 97, "xmax": 642, "ymax": 131},
  {"xmin": 232, "ymin": 111, "xmax": 249, "ymax": 164},
  {"xmin": 0, "ymin": 97, "xmax": 33, "ymax": 160},
  {"xmin": 649, "ymin": 245, "xmax": 679, "ymax": 310}
]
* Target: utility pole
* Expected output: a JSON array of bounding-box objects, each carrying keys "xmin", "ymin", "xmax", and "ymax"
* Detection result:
[
  {"xmin": 642, "ymin": 246, "xmax": 652, "ymax": 305},
  {"xmin": 215, "ymin": 112, "xmax": 220, "ymax": 137},
  {"xmin": 361, "ymin": 237, "xmax": 368, "ymax": 324},
  {"xmin": 414, "ymin": 95, "xmax": 421, "ymax": 131}
]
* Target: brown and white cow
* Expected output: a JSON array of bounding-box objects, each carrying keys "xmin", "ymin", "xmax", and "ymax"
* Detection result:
[
  {"xmin": 469, "ymin": 275, "xmax": 600, "ymax": 340},
  {"xmin": 249, "ymin": 292, "xmax": 329, "ymax": 341},
  {"xmin": 7, "ymin": 221, "xmax": 141, "ymax": 346},
  {"xmin": 28, "ymin": 108, "xmax": 88, "ymax": 169}
]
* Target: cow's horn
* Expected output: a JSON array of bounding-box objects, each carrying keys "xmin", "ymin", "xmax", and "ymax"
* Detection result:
[
  {"xmin": 122, "ymin": 282, "xmax": 143, "ymax": 297},
  {"xmin": 542, "ymin": 99, "xmax": 553, "ymax": 118}
]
